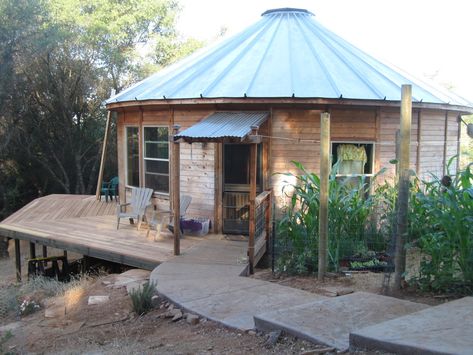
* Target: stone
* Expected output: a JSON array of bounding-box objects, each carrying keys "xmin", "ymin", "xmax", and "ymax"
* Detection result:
[
  {"xmin": 88, "ymin": 296, "xmax": 110, "ymax": 305},
  {"xmin": 151, "ymin": 295, "xmax": 160, "ymax": 306},
  {"xmin": 248, "ymin": 330, "xmax": 256, "ymax": 336},
  {"xmin": 0, "ymin": 322, "xmax": 22, "ymax": 332},
  {"xmin": 301, "ymin": 347, "xmax": 335, "ymax": 354},
  {"xmin": 172, "ymin": 310, "xmax": 183, "ymax": 322},
  {"xmin": 265, "ymin": 330, "xmax": 281, "ymax": 347},
  {"xmin": 186, "ymin": 314, "xmax": 200, "ymax": 325},
  {"xmin": 126, "ymin": 280, "xmax": 147, "ymax": 295},
  {"xmin": 44, "ymin": 296, "xmax": 66, "ymax": 318}
]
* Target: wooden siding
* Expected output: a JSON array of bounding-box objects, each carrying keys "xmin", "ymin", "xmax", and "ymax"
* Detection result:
[
  {"xmin": 115, "ymin": 106, "xmax": 460, "ymax": 222},
  {"xmin": 117, "ymin": 108, "xmax": 215, "ymax": 226}
]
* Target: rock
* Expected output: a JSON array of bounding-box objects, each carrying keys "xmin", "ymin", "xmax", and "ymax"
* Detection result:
[
  {"xmin": 44, "ymin": 296, "xmax": 66, "ymax": 318},
  {"xmin": 151, "ymin": 295, "xmax": 160, "ymax": 306},
  {"xmin": 88, "ymin": 296, "xmax": 110, "ymax": 305},
  {"xmin": 248, "ymin": 330, "xmax": 256, "ymax": 336},
  {"xmin": 126, "ymin": 280, "xmax": 147, "ymax": 295},
  {"xmin": 171, "ymin": 310, "xmax": 183, "ymax": 322},
  {"xmin": 186, "ymin": 314, "xmax": 200, "ymax": 325},
  {"xmin": 119, "ymin": 268, "xmax": 150, "ymax": 280},
  {"xmin": 265, "ymin": 330, "xmax": 281, "ymax": 347},
  {"xmin": 167, "ymin": 304, "xmax": 174, "ymax": 311},
  {"xmin": 301, "ymin": 348, "xmax": 335, "ymax": 355}
]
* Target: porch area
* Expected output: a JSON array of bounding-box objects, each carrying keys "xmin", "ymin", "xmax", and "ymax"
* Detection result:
[
  {"xmin": 0, "ymin": 194, "xmax": 205, "ymax": 272},
  {"xmin": 0, "ymin": 193, "xmax": 270, "ymax": 277}
]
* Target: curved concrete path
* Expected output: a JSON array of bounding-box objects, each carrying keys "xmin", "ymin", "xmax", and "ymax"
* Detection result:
[
  {"xmin": 151, "ymin": 234, "xmax": 454, "ymax": 353},
  {"xmin": 151, "ymin": 235, "xmax": 323, "ymax": 330}
]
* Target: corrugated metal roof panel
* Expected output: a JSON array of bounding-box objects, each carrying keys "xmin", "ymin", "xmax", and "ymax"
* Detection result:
[
  {"xmin": 175, "ymin": 112, "xmax": 269, "ymax": 141},
  {"xmin": 107, "ymin": 8, "xmax": 472, "ymax": 108}
]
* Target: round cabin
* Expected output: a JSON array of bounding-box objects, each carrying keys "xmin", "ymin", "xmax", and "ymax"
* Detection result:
[{"xmin": 106, "ymin": 8, "xmax": 473, "ymax": 237}]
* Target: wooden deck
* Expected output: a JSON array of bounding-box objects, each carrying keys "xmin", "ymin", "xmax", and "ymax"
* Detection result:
[{"xmin": 0, "ymin": 194, "xmax": 204, "ymax": 270}]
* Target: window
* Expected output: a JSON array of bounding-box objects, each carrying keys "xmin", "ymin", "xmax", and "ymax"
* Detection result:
[
  {"xmin": 144, "ymin": 126, "xmax": 169, "ymax": 193},
  {"xmin": 126, "ymin": 127, "xmax": 139, "ymax": 187},
  {"xmin": 332, "ymin": 142, "xmax": 374, "ymax": 176}
]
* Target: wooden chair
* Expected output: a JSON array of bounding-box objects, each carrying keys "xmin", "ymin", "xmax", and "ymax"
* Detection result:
[
  {"xmin": 147, "ymin": 195, "xmax": 192, "ymax": 240},
  {"xmin": 117, "ymin": 187, "xmax": 153, "ymax": 230}
]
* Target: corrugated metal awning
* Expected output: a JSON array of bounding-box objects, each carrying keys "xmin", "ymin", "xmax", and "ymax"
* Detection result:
[{"xmin": 175, "ymin": 111, "xmax": 269, "ymax": 143}]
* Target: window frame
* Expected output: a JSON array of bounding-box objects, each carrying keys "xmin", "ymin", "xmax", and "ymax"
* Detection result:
[
  {"xmin": 125, "ymin": 125, "xmax": 140, "ymax": 188},
  {"xmin": 331, "ymin": 141, "xmax": 375, "ymax": 177},
  {"xmin": 142, "ymin": 125, "xmax": 170, "ymax": 195}
]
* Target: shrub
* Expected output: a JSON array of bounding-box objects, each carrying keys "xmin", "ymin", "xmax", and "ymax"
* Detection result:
[{"xmin": 130, "ymin": 281, "xmax": 156, "ymax": 315}]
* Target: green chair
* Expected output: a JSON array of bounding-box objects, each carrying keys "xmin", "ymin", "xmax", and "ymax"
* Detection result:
[{"xmin": 100, "ymin": 177, "xmax": 119, "ymax": 202}]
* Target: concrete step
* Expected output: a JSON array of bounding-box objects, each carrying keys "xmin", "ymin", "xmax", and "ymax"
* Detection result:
[
  {"xmin": 350, "ymin": 296, "xmax": 473, "ymax": 355},
  {"xmin": 254, "ymin": 291, "xmax": 428, "ymax": 351}
]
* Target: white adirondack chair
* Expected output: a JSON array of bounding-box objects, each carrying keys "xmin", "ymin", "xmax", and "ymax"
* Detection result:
[
  {"xmin": 146, "ymin": 195, "xmax": 192, "ymax": 240},
  {"xmin": 117, "ymin": 187, "xmax": 154, "ymax": 230}
]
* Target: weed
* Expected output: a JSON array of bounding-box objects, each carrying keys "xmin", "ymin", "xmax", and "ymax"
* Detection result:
[{"xmin": 130, "ymin": 281, "xmax": 156, "ymax": 316}]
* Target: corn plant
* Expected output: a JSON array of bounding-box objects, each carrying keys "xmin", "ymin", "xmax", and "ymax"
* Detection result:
[
  {"xmin": 276, "ymin": 161, "xmax": 388, "ymax": 273},
  {"xmin": 413, "ymin": 162, "xmax": 473, "ymax": 293}
]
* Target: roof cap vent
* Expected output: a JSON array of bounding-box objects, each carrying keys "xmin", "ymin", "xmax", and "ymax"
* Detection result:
[{"xmin": 261, "ymin": 8, "xmax": 314, "ymax": 16}]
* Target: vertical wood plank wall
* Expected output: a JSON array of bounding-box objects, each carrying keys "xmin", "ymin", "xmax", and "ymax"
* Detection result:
[{"xmin": 115, "ymin": 106, "xmax": 460, "ymax": 227}]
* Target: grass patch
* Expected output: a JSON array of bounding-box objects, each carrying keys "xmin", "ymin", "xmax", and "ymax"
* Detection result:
[{"xmin": 130, "ymin": 282, "xmax": 156, "ymax": 316}]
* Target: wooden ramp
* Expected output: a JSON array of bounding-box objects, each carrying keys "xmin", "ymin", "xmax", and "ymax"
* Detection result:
[{"xmin": 0, "ymin": 195, "xmax": 203, "ymax": 270}]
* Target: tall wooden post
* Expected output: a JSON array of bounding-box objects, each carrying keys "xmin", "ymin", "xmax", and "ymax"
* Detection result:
[
  {"xmin": 248, "ymin": 143, "xmax": 257, "ymax": 274},
  {"xmin": 29, "ymin": 242, "xmax": 36, "ymax": 260},
  {"xmin": 172, "ymin": 125, "xmax": 181, "ymax": 256},
  {"xmin": 15, "ymin": 239, "xmax": 21, "ymax": 282},
  {"xmin": 96, "ymin": 111, "xmax": 112, "ymax": 200},
  {"xmin": 394, "ymin": 84, "xmax": 412, "ymax": 289},
  {"xmin": 318, "ymin": 112, "xmax": 330, "ymax": 281}
]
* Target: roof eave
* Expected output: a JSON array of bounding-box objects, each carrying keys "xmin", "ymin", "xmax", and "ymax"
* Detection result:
[{"xmin": 106, "ymin": 97, "xmax": 473, "ymax": 114}]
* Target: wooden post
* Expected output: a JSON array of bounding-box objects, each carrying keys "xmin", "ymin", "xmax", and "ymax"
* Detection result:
[
  {"xmin": 172, "ymin": 125, "xmax": 181, "ymax": 256},
  {"xmin": 42, "ymin": 245, "xmax": 47, "ymax": 258},
  {"xmin": 318, "ymin": 112, "xmax": 330, "ymax": 281},
  {"xmin": 248, "ymin": 143, "xmax": 257, "ymax": 274},
  {"xmin": 265, "ymin": 192, "xmax": 272, "ymax": 242},
  {"xmin": 394, "ymin": 84, "xmax": 412, "ymax": 289},
  {"xmin": 15, "ymin": 239, "xmax": 21, "ymax": 282},
  {"xmin": 29, "ymin": 242, "xmax": 36, "ymax": 260},
  {"xmin": 96, "ymin": 111, "xmax": 112, "ymax": 200}
]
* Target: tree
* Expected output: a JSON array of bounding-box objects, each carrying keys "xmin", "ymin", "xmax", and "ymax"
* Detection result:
[{"xmin": 0, "ymin": 0, "xmax": 202, "ymax": 219}]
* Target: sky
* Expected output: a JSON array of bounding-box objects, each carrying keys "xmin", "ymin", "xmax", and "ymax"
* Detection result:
[{"xmin": 176, "ymin": 0, "xmax": 473, "ymax": 101}]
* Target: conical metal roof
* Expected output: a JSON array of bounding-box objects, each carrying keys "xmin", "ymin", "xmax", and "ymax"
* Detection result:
[{"xmin": 107, "ymin": 8, "xmax": 471, "ymax": 108}]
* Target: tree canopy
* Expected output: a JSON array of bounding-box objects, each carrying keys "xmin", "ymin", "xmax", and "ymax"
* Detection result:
[{"xmin": 0, "ymin": 0, "xmax": 203, "ymax": 219}]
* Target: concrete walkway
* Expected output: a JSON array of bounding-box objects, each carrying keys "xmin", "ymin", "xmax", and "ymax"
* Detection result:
[{"xmin": 151, "ymin": 235, "xmax": 471, "ymax": 353}]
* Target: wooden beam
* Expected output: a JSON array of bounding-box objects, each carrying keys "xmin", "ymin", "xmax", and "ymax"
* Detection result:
[
  {"xmin": 443, "ymin": 111, "xmax": 449, "ymax": 175},
  {"xmin": 318, "ymin": 112, "xmax": 330, "ymax": 281},
  {"xmin": 394, "ymin": 85, "xmax": 412, "ymax": 290},
  {"xmin": 95, "ymin": 111, "xmax": 112, "ymax": 200},
  {"xmin": 15, "ymin": 239, "xmax": 21, "ymax": 282},
  {"xmin": 214, "ymin": 143, "xmax": 223, "ymax": 233},
  {"xmin": 416, "ymin": 110, "xmax": 422, "ymax": 175},
  {"xmin": 172, "ymin": 125, "xmax": 181, "ymax": 256},
  {"xmin": 248, "ymin": 143, "xmax": 257, "ymax": 274},
  {"xmin": 29, "ymin": 242, "xmax": 36, "ymax": 260},
  {"xmin": 139, "ymin": 107, "xmax": 144, "ymax": 187}
]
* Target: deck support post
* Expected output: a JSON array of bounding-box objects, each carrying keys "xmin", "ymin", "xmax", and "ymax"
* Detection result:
[
  {"xmin": 318, "ymin": 112, "xmax": 330, "ymax": 281},
  {"xmin": 394, "ymin": 84, "xmax": 412, "ymax": 289},
  {"xmin": 15, "ymin": 239, "xmax": 21, "ymax": 282},
  {"xmin": 248, "ymin": 143, "xmax": 257, "ymax": 274},
  {"xmin": 95, "ymin": 111, "xmax": 112, "ymax": 200},
  {"xmin": 29, "ymin": 242, "xmax": 36, "ymax": 260},
  {"xmin": 172, "ymin": 125, "xmax": 181, "ymax": 256}
]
